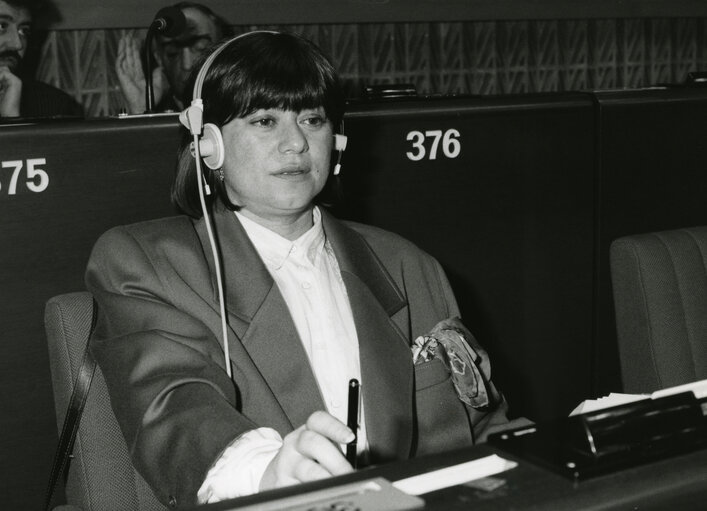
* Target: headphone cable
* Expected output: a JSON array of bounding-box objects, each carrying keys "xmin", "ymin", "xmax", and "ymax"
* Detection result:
[{"xmin": 194, "ymin": 135, "xmax": 233, "ymax": 379}]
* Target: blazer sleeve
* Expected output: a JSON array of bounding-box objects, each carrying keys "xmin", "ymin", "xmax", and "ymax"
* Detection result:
[{"xmin": 85, "ymin": 224, "xmax": 253, "ymax": 508}]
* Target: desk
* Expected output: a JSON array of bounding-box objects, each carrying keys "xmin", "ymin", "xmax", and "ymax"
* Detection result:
[{"xmin": 193, "ymin": 444, "xmax": 707, "ymax": 510}]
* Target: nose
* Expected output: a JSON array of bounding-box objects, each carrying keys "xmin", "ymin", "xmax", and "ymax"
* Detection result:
[
  {"xmin": 278, "ymin": 119, "xmax": 308, "ymax": 154},
  {"xmin": 5, "ymin": 27, "xmax": 25, "ymax": 53},
  {"xmin": 180, "ymin": 48, "xmax": 197, "ymax": 71}
]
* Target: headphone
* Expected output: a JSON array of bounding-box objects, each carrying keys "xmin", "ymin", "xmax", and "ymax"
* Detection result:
[
  {"xmin": 179, "ymin": 30, "xmax": 347, "ymax": 176},
  {"xmin": 177, "ymin": 31, "xmax": 347, "ymax": 378}
]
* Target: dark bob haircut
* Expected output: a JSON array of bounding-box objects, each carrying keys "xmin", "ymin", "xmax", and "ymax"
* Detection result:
[{"xmin": 172, "ymin": 31, "xmax": 346, "ymax": 218}]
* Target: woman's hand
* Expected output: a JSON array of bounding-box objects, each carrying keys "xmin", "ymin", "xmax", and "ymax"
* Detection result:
[{"xmin": 259, "ymin": 410, "xmax": 355, "ymax": 491}]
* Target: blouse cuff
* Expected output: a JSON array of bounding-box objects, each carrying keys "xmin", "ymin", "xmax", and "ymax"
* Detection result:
[{"xmin": 197, "ymin": 427, "xmax": 283, "ymax": 503}]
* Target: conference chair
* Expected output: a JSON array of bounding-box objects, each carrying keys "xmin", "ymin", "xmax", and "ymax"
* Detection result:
[
  {"xmin": 610, "ymin": 226, "xmax": 707, "ymax": 393},
  {"xmin": 45, "ymin": 292, "xmax": 165, "ymax": 511}
]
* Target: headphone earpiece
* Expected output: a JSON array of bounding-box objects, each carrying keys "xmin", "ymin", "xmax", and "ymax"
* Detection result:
[
  {"xmin": 195, "ymin": 123, "xmax": 225, "ymax": 170},
  {"xmin": 182, "ymin": 102, "xmax": 224, "ymax": 169}
]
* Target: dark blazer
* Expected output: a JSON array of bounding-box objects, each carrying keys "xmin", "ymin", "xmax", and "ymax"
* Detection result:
[
  {"xmin": 86, "ymin": 205, "xmax": 509, "ymax": 507},
  {"xmin": 19, "ymin": 80, "xmax": 83, "ymax": 118}
]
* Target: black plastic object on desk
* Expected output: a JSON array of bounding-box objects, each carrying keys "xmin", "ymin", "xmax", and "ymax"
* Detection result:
[{"xmin": 488, "ymin": 391, "xmax": 707, "ymax": 481}]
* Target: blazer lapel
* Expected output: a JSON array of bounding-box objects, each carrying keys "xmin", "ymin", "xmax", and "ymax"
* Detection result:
[
  {"xmin": 195, "ymin": 206, "xmax": 416, "ymax": 457},
  {"xmin": 322, "ymin": 211, "xmax": 414, "ymax": 462},
  {"xmin": 195, "ymin": 206, "xmax": 325, "ymax": 430}
]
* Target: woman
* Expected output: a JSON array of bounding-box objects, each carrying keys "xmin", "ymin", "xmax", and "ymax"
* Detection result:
[{"xmin": 86, "ymin": 31, "xmax": 511, "ymax": 508}]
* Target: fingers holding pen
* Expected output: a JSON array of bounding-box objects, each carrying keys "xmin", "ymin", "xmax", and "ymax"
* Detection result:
[
  {"xmin": 301, "ymin": 411, "xmax": 355, "ymax": 473},
  {"xmin": 306, "ymin": 409, "xmax": 356, "ymax": 444},
  {"xmin": 260, "ymin": 411, "xmax": 355, "ymax": 491}
]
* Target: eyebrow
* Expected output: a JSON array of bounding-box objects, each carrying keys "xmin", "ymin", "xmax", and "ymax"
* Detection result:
[
  {"xmin": 0, "ymin": 13, "xmax": 32, "ymax": 25},
  {"xmin": 163, "ymin": 34, "xmax": 213, "ymax": 48}
]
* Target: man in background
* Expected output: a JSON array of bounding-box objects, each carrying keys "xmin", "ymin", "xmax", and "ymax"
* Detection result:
[
  {"xmin": 0, "ymin": 0, "xmax": 82, "ymax": 118},
  {"xmin": 115, "ymin": 2, "xmax": 231, "ymax": 114}
]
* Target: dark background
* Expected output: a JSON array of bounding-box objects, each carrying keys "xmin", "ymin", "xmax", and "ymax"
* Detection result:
[{"xmin": 38, "ymin": 0, "xmax": 707, "ymax": 29}]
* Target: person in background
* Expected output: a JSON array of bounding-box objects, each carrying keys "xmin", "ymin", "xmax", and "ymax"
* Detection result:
[
  {"xmin": 115, "ymin": 1, "xmax": 231, "ymax": 114},
  {"xmin": 0, "ymin": 0, "xmax": 82, "ymax": 118},
  {"xmin": 88, "ymin": 31, "xmax": 517, "ymax": 508}
]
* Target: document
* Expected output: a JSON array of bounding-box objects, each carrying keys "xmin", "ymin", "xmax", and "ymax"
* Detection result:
[
  {"xmin": 392, "ymin": 454, "xmax": 517, "ymax": 495},
  {"xmin": 569, "ymin": 378, "xmax": 707, "ymax": 416}
]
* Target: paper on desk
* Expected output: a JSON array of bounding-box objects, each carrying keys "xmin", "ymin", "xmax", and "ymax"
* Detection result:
[
  {"xmin": 569, "ymin": 377, "xmax": 707, "ymax": 416},
  {"xmin": 569, "ymin": 393, "xmax": 648, "ymax": 416},
  {"xmin": 392, "ymin": 454, "xmax": 517, "ymax": 496},
  {"xmin": 652, "ymin": 378, "xmax": 707, "ymax": 400}
]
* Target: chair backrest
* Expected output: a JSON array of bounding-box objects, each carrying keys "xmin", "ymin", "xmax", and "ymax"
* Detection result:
[
  {"xmin": 45, "ymin": 292, "xmax": 166, "ymax": 511},
  {"xmin": 610, "ymin": 227, "xmax": 707, "ymax": 393}
]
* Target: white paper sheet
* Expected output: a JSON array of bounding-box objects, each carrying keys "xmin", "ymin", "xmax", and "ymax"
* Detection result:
[{"xmin": 392, "ymin": 454, "xmax": 517, "ymax": 496}]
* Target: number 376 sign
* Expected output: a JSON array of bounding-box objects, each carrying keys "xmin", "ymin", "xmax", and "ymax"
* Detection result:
[{"xmin": 405, "ymin": 129, "xmax": 461, "ymax": 161}]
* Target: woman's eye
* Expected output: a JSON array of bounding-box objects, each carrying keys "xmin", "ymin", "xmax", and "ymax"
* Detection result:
[
  {"xmin": 192, "ymin": 39, "xmax": 211, "ymax": 52},
  {"xmin": 252, "ymin": 118, "xmax": 275, "ymax": 127},
  {"xmin": 302, "ymin": 116, "xmax": 325, "ymax": 127},
  {"xmin": 163, "ymin": 48, "xmax": 179, "ymax": 60}
]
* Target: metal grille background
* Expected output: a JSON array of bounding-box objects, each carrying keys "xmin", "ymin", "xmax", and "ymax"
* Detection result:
[{"xmin": 34, "ymin": 18, "xmax": 707, "ymax": 117}]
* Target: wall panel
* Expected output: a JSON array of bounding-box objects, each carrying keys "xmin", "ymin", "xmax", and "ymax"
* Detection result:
[{"xmin": 31, "ymin": 19, "xmax": 707, "ymax": 117}]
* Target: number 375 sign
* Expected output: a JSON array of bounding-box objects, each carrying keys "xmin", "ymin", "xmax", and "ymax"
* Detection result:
[{"xmin": 1, "ymin": 158, "xmax": 49, "ymax": 196}]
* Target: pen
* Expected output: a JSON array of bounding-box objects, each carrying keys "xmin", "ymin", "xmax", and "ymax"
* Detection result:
[{"xmin": 346, "ymin": 378, "xmax": 359, "ymax": 469}]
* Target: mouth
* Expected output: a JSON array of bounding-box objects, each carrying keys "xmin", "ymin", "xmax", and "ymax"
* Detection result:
[
  {"xmin": 274, "ymin": 165, "xmax": 310, "ymax": 177},
  {"xmin": 0, "ymin": 54, "xmax": 20, "ymax": 69}
]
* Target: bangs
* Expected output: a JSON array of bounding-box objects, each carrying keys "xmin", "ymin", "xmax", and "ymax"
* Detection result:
[
  {"xmin": 237, "ymin": 64, "xmax": 336, "ymax": 118},
  {"xmin": 202, "ymin": 32, "xmax": 344, "ymax": 127}
]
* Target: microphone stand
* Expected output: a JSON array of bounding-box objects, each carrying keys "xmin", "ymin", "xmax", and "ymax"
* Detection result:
[
  {"xmin": 142, "ymin": 7, "xmax": 186, "ymax": 114},
  {"xmin": 144, "ymin": 24, "xmax": 158, "ymax": 114}
]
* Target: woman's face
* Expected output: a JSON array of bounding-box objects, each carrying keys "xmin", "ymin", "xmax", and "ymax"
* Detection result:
[{"xmin": 220, "ymin": 106, "xmax": 333, "ymax": 224}]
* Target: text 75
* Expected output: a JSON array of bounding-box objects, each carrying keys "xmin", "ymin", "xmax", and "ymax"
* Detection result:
[{"xmin": 1, "ymin": 158, "xmax": 49, "ymax": 195}]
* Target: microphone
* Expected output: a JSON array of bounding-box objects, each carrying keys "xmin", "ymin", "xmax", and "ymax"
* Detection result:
[
  {"xmin": 151, "ymin": 6, "xmax": 187, "ymax": 37},
  {"xmin": 144, "ymin": 6, "xmax": 187, "ymax": 113}
]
